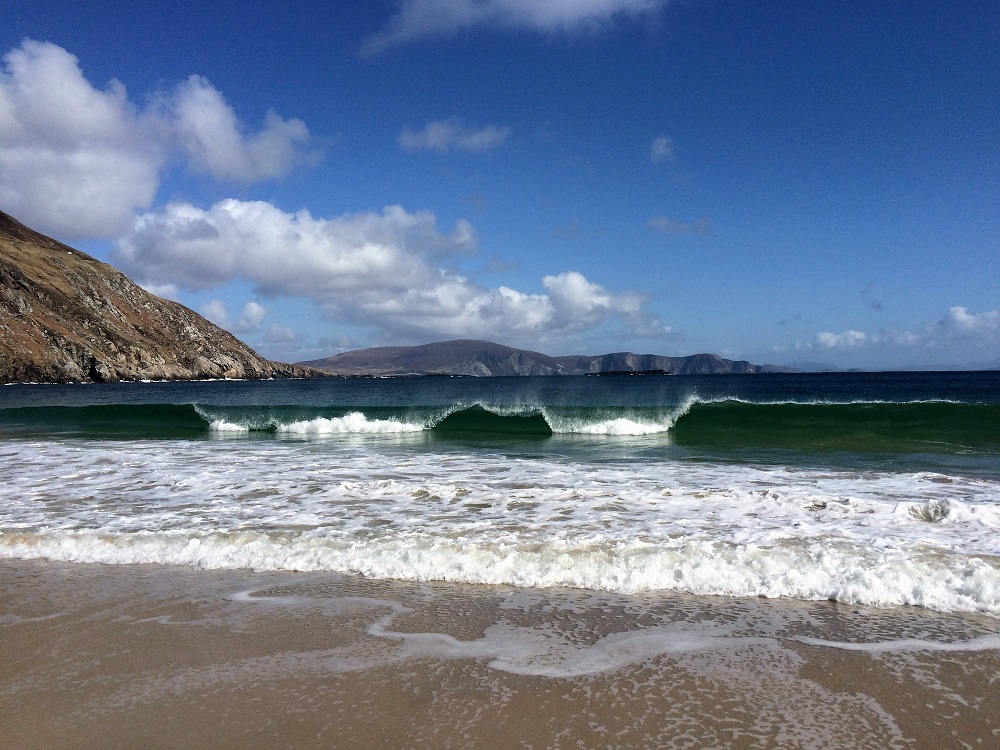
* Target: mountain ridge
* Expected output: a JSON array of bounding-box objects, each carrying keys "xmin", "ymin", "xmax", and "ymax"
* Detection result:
[{"xmin": 299, "ymin": 339, "xmax": 795, "ymax": 377}]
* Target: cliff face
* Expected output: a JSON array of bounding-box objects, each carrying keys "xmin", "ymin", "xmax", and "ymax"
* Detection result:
[
  {"xmin": 0, "ymin": 210, "xmax": 321, "ymax": 383},
  {"xmin": 299, "ymin": 339, "xmax": 794, "ymax": 377}
]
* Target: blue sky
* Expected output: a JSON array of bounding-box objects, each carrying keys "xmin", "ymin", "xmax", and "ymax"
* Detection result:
[{"xmin": 2, "ymin": 1, "xmax": 997, "ymax": 369}]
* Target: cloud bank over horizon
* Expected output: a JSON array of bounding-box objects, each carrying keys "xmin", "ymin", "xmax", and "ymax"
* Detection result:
[
  {"xmin": 791, "ymin": 307, "xmax": 1000, "ymax": 368},
  {"xmin": 115, "ymin": 199, "xmax": 667, "ymax": 349}
]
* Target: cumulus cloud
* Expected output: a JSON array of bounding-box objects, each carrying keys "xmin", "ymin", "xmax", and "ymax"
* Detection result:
[
  {"xmin": 115, "ymin": 200, "xmax": 475, "ymax": 293},
  {"xmin": 649, "ymin": 135, "xmax": 674, "ymax": 164},
  {"xmin": 0, "ymin": 40, "xmax": 163, "ymax": 238},
  {"xmin": 363, "ymin": 0, "xmax": 668, "ymax": 54},
  {"xmin": 168, "ymin": 75, "xmax": 314, "ymax": 182},
  {"xmin": 647, "ymin": 215, "xmax": 711, "ymax": 236},
  {"xmin": 399, "ymin": 118, "xmax": 511, "ymax": 152},
  {"xmin": 0, "ymin": 40, "xmax": 315, "ymax": 239},
  {"xmin": 114, "ymin": 199, "xmax": 665, "ymax": 346},
  {"xmin": 936, "ymin": 306, "xmax": 1000, "ymax": 339}
]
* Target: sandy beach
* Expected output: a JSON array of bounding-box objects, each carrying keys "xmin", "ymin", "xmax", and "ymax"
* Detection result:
[{"xmin": 2, "ymin": 559, "xmax": 997, "ymax": 749}]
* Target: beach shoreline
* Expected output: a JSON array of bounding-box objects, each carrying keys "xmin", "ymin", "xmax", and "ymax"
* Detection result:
[{"xmin": 2, "ymin": 559, "xmax": 997, "ymax": 749}]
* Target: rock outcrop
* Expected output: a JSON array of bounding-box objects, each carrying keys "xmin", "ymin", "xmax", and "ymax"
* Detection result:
[
  {"xmin": 299, "ymin": 339, "xmax": 795, "ymax": 377},
  {"xmin": 0, "ymin": 210, "xmax": 324, "ymax": 383}
]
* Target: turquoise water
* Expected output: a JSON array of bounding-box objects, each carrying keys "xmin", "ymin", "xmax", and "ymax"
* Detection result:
[
  {"xmin": 2, "ymin": 371, "xmax": 998, "ymax": 469},
  {"xmin": 1, "ymin": 372, "xmax": 999, "ymax": 612}
]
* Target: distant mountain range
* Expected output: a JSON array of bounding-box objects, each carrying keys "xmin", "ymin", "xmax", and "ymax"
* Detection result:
[
  {"xmin": 0, "ymin": 210, "xmax": 323, "ymax": 383},
  {"xmin": 299, "ymin": 339, "xmax": 796, "ymax": 377}
]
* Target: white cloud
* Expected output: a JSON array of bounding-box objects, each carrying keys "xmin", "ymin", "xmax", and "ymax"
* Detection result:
[
  {"xmin": 0, "ymin": 40, "xmax": 315, "ymax": 239},
  {"xmin": 115, "ymin": 199, "xmax": 477, "ymax": 294},
  {"xmin": 237, "ymin": 300, "xmax": 268, "ymax": 331},
  {"xmin": 198, "ymin": 298, "xmax": 268, "ymax": 334},
  {"xmin": 805, "ymin": 306, "xmax": 1000, "ymax": 364},
  {"xmin": 399, "ymin": 118, "xmax": 511, "ymax": 152},
  {"xmin": 138, "ymin": 280, "xmax": 180, "ymax": 299},
  {"xmin": 265, "ymin": 323, "xmax": 298, "ymax": 343},
  {"xmin": 168, "ymin": 75, "xmax": 313, "ymax": 182},
  {"xmin": 115, "ymin": 199, "xmax": 665, "ymax": 347},
  {"xmin": 0, "ymin": 40, "xmax": 163, "ymax": 239},
  {"xmin": 363, "ymin": 0, "xmax": 668, "ymax": 54},
  {"xmin": 649, "ymin": 135, "xmax": 674, "ymax": 164},
  {"xmin": 814, "ymin": 308, "xmax": 1000, "ymax": 352},
  {"xmin": 814, "ymin": 330, "xmax": 867, "ymax": 349},
  {"xmin": 200, "ymin": 299, "xmax": 232, "ymax": 328},
  {"xmin": 936, "ymin": 306, "xmax": 1000, "ymax": 339},
  {"xmin": 544, "ymin": 270, "xmax": 643, "ymax": 328}
]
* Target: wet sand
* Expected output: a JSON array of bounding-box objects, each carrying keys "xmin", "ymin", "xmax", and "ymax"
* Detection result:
[{"xmin": 2, "ymin": 559, "xmax": 998, "ymax": 749}]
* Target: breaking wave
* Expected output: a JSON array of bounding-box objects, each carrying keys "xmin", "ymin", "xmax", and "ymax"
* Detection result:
[{"xmin": 0, "ymin": 398, "xmax": 997, "ymax": 451}]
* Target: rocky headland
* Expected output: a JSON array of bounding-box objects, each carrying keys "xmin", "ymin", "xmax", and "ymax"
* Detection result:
[{"xmin": 0, "ymin": 210, "xmax": 323, "ymax": 383}]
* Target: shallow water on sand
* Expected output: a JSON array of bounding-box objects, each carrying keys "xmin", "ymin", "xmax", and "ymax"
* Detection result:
[{"xmin": 2, "ymin": 560, "xmax": 998, "ymax": 749}]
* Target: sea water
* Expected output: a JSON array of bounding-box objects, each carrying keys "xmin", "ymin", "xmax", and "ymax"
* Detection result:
[{"xmin": 2, "ymin": 371, "xmax": 999, "ymax": 615}]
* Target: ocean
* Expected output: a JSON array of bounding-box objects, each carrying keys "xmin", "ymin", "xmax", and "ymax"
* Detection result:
[{"xmin": 2, "ymin": 371, "xmax": 999, "ymax": 747}]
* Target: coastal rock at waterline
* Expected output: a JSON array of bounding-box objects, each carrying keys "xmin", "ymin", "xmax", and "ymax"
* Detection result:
[{"xmin": 0, "ymin": 209, "xmax": 322, "ymax": 383}]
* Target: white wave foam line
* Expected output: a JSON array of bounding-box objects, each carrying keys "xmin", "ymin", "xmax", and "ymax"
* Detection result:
[
  {"xmin": 3, "ymin": 531, "xmax": 999, "ymax": 615},
  {"xmin": 555, "ymin": 417, "xmax": 672, "ymax": 436},
  {"xmin": 206, "ymin": 412, "xmax": 426, "ymax": 434},
  {"xmin": 692, "ymin": 396, "xmax": 965, "ymax": 407},
  {"xmin": 897, "ymin": 497, "xmax": 1000, "ymax": 529},
  {"xmin": 208, "ymin": 419, "xmax": 251, "ymax": 433},
  {"xmin": 546, "ymin": 396, "xmax": 696, "ymax": 436},
  {"xmin": 275, "ymin": 412, "xmax": 425, "ymax": 435},
  {"xmin": 796, "ymin": 634, "xmax": 1000, "ymax": 653}
]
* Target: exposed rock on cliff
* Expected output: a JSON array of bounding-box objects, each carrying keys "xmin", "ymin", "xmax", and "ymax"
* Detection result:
[
  {"xmin": 299, "ymin": 339, "xmax": 795, "ymax": 377},
  {"xmin": 0, "ymin": 210, "xmax": 323, "ymax": 383}
]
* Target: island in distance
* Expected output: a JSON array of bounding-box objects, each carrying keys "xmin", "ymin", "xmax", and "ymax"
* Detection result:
[
  {"xmin": 299, "ymin": 340, "xmax": 796, "ymax": 377},
  {"xmin": 0, "ymin": 209, "xmax": 323, "ymax": 384}
]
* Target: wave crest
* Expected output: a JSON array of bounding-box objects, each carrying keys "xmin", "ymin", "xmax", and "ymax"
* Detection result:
[
  {"xmin": 277, "ymin": 413, "xmax": 425, "ymax": 435},
  {"xmin": 4, "ymin": 531, "xmax": 999, "ymax": 615}
]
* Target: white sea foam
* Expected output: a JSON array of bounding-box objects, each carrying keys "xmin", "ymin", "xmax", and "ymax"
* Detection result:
[
  {"xmin": 208, "ymin": 419, "xmax": 251, "ymax": 432},
  {"xmin": 3, "ymin": 530, "xmax": 999, "ymax": 614},
  {"xmin": 226, "ymin": 588, "xmax": 755, "ymax": 677},
  {"xmin": 358, "ymin": 595, "xmax": 762, "ymax": 677},
  {"xmin": 545, "ymin": 395, "xmax": 695, "ymax": 435},
  {"xmin": 796, "ymin": 634, "xmax": 1000, "ymax": 652},
  {"xmin": 553, "ymin": 417, "xmax": 672, "ymax": 435},
  {"xmin": 202, "ymin": 401, "xmax": 695, "ymax": 438},
  {"xmin": 2, "ymin": 438, "xmax": 999, "ymax": 614},
  {"xmin": 692, "ymin": 395, "xmax": 964, "ymax": 407},
  {"xmin": 205, "ymin": 412, "xmax": 426, "ymax": 434},
  {"xmin": 275, "ymin": 413, "xmax": 425, "ymax": 434}
]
